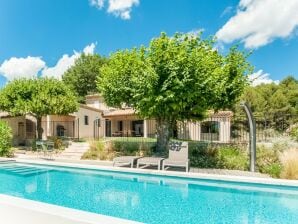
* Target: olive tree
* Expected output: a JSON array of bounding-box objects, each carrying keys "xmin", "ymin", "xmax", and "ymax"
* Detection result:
[
  {"xmin": 98, "ymin": 33, "xmax": 252, "ymax": 153},
  {"xmin": 62, "ymin": 53, "xmax": 106, "ymax": 102},
  {"xmin": 0, "ymin": 78, "xmax": 78, "ymax": 139}
]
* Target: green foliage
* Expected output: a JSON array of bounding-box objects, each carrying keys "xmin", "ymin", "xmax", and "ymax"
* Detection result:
[
  {"xmin": 240, "ymin": 76, "xmax": 298, "ymax": 118},
  {"xmin": 0, "ymin": 78, "xmax": 78, "ymax": 139},
  {"xmin": 47, "ymin": 136, "xmax": 66, "ymax": 150},
  {"xmin": 189, "ymin": 143, "xmax": 218, "ymax": 168},
  {"xmin": 98, "ymin": 32, "xmax": 252, "ymax": 152},
  {"xmin": 82, "ymin": 139, "xmax": 155, "ymax": 160},
  {"xmin": 289, "ymin": 125, "xmax": 298, "ymax": 141},
  {"xmin": 0, "ymin": 78, "xmax": 78, "ymax": 117},
  {"xmin": 82, "ymin": 141, "xmax": 108, "ymax": 160},
  {"xmin": 0, "ymin": 121, "xmax": 13, "ymax": 157},
  {"xmin": 63, "ymin": 54, "xmax": 106, "ymax": 102},
  {"xmin": 111, "ymin": 141, "xmax": 155, "ymax": 156},
  {"xmin": 99, "ymin": 33, "xmax": 251, "ymax": 119},
  {"xmin": 256, "ymin": 145, "xmax": 282, "ymax": 178},
  {"xmin": 216, "ymin": 146, "xmax": 248, "ymax": 170},
  {"xmin": 189, "ymin": 143, "xmax": 248, "ymax": 170}
]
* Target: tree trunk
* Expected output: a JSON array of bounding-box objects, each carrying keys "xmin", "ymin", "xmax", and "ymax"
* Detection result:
[
  {"xmin": 156, "ymin": 118, "xmax": 172, "ymax": 154},
  {"xmin": 36, "ymin": 116, "xmax": 43, "ymax": 140}
]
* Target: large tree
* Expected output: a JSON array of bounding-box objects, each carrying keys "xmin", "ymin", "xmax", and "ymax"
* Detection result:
[
  {"xmin": 62, "ymin": 53, "xmax": 106, "ymax": 102},
  {"xmin": 98, "ymin": 33, "xmax": 252, "ymax": 152},
  {"xmin": 0, "ymin": 78, "xmax": 78, "ymax": 139},
  {"xmin": 241, "ymin": 76, "xmax": 298, "ymax": 117}
]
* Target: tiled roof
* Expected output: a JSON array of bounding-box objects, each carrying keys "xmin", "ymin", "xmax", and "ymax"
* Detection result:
[
  {"xmin": 103, "ymin": 108, "xmax": 135, "ymax": 117},
  {"xmin": 209, "ymin": 111, "xmax": 233, "ymax": 117},
  {"xmin": 0, "ymin": 112, "xmax": 10, "ymax": 117},
  {"xmin": 103, "ymin": 109, "xmax": 233, "ymax": 118}
]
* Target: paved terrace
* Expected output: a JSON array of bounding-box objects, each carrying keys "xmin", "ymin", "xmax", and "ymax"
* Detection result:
[{"xmin": 12, "ymin": 152, "xmax": 269, "ymax": 178}]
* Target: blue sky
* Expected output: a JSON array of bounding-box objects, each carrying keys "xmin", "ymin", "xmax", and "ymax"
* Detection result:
[{"xmin": 0, "ymin": 0, "xmax": 297, "ymax": 86}]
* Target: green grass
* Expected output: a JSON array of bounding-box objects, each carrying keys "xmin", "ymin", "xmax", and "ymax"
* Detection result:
[{"xmin": 103, "ymin": 137, "xmax": 157, "ymax": 143}]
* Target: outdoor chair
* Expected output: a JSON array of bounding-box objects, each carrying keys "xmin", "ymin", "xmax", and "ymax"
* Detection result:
[
  {"xmin": 45, "ymin": 141, "xmax": 55, "ymax": 159},
  {"xmin": 137, "ymin": 157, "xmax": 165, "ymax": 170},
  {"xmin": 162, "ymin": 141, "xmax": 189, "ymax": 172},
  {"xmin": 113, "ymin": 156, "xmax": 142, "ymax": 168},
  {"xmin": 35, "ymin": 141, "xmax": 46, "ymax": 157}
]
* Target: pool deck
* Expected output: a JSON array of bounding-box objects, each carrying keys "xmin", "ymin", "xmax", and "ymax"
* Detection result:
[
  {"xmin": 1, "ymin": 157, "xmax": 298, "ymax": 224},
  {"xmin": 0, "ymin": 194, "xmax": 141, "ymax": 224},
  {"xmin": 14, "ymin": 153, "xmax": 269, "ymax": 177}
]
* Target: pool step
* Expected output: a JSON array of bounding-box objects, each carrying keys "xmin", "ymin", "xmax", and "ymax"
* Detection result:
[
  {"xmin": 58, "ymin": 142, "xmax": 90, "ymax": 160},
  {"xmin": 0, "ymin": 164, "xmax": 52, "ymax": 177}
]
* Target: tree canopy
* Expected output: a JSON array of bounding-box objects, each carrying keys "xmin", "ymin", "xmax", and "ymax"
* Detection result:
[
  {"xmin": 241, "ymin": 76, "xmax": 298, "ymax": 118},
  {"xmin": 62, "ymin": 53, "xmax": 106, "ymax": 102},
  {"xmin": 0, "ymin": 78, "xmax": 78, "ymax": 139},
  {"xmin": 98, "ymin": 33, "xmax": 252, "ymax": 152}
]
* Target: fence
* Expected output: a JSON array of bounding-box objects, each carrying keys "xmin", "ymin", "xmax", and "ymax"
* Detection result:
[
  {"xmin": 6, "ymin": 113, "xmax": 296, "ymax": 145},
  {"xmin": 41, "ymin": 120, "xmax": 79, "ymax": 140},
  {"xmin": 92, "ymin": 114, "xmax": 298, "ymax": 144}
]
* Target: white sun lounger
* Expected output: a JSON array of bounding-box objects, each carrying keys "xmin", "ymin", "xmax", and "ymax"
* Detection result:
[
  {"xmin": 113, "ymin": 156, "xmax": 141, "ymax": 168},
  {"xmin": 137, "ymin": 157, "xmax": 165, "ymax": 170},
  {"xmin": 162, "ymin": 141, "xmax": 189, "ymax": 172}
]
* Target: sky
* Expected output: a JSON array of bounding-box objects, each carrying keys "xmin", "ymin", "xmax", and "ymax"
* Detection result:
[{"xmin": 0, "ymin": 0, "xmax": 298, "ymax": 87}]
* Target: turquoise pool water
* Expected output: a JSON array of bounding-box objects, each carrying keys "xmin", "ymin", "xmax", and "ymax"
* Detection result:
[{"xmin": 0, "ymin": 162, "xmax": 297, "ymax": 224}]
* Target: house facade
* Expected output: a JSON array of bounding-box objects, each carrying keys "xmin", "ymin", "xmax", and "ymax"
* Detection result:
[
  {"xmin": 0, "ymin": 94, "xmax": 233, "ymax": 146},
  {"xmin": 0, "ymin": 104, "xmax": 104, "ymax": 146},
  {"xmin": 86, "ymin": 94, "xmax": 233, "ymax": 143}
]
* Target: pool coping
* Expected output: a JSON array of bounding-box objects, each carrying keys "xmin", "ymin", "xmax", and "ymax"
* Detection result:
[
  {"xmin": 7, "ymin": 157, "xmax": 298, "ymax": 187},
  {"xmin": 1, "ymin": 157, "xmax": 298, "ymax": 223},
  {"xmin": 0, "ymin": 194, "xmax": 141, "ymax": 224}
]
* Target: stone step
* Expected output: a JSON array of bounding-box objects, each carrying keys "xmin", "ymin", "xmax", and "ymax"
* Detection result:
[
  {"xmin": 62, "ymin": 150, "xmax": 87, "ymax": 153},
  {"xmin": 69, "ymin": 143, "xmax": 89, "ymax": 147}
]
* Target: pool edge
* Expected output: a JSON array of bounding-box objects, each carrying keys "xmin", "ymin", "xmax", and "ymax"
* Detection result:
[
  {"xmin": 10, "ymin": 157, "xmax": 298, "ymax": 187},
  {"xmin": 0, "ymin": 194, "xmax": 142, "ymax": 224}
]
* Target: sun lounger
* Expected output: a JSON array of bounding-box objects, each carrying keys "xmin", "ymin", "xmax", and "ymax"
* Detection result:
[
  {"xmin": 113, "ymin": 156, "xmax": 141, "ymax": 168},
  {"xmin": 162, "ymin": 141, "xmax": 189, "ymax": 172},
  {"xmin": 137, "ymin": 157, "xmax": 165, "ymax": 170}
]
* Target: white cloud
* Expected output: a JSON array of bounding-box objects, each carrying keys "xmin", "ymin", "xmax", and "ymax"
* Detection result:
[
  {"xmin": 248, "ymin": 70, "xmax": 279, "ymax": 86},
  {"xmin": 90, "ymin": 0, "xmax": 105, "ymax": 9},
  {"xmin": 90, "ymin": 0, "xmax": 139, "ymax": 20},
  {"xmin": 41, "ymin": 53, "xmax": 79, "ymax": 79},
  {"xmin": 42, "ymin": 43, "xmax": 96, "ymax": 79},
  {"xmin": 0, "ymin": 56, "xmax": 45, "ymax": 81},
  {"xmin": 83, "ymin": 42, "xmax": 96, "ymax": 55},
  {"xmin": 220, "ymin": 6, "xmax": 234, "ymax": 18},
  {"xmin": 216, "ymin": 0, "xmax": 298, "ymax": 48}
]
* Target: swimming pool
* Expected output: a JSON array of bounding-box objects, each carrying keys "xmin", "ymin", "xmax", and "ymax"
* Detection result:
[{"xmin": 0, "ymin": 161, "xmax": 297, "ymax": 224}]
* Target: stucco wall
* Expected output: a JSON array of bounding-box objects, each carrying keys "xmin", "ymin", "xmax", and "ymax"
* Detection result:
[
  {"xmin": 73, "ymin": 107, "xmax": 103, "ymax": 139},
  {"xmin": 86, "ymin": 95, "xmax": 112, "ymax": 111}
]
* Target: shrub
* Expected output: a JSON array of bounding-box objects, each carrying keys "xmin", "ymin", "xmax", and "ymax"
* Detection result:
[
  {"xmin": 110, "ymin": 140, "xmax": 155, "ymax": 156},
  {"xmin": 0, "ymin": 121, "xmax": 13, "ymax": 157},
  {"xmin": 82, "ymin": 140, "xmax": 110, "ymax": 160},
  {"xmin": 189, "ymin": 143, "xmax": 248, "ymax": 170},
  {"xmin": 256, "ymin": 145, "xmax": 282, "ymax": 178},
  {"xmin": 47, "ymin": 136, "xmax": 66, "ymax": 150},
  {"xmin": 280, "ymin": 148, "xmax": 298, "ymax": 180},
  {"xmin": 189, "ymin": 143, "xmax": 218, "ymax": 168},
  {"xmin": 289, "ymin": 125, "xmax": 298, "ymax": 141},
  {"xmin": 216, "ymin": 146, "xmax": 248, "ymax": 170}
]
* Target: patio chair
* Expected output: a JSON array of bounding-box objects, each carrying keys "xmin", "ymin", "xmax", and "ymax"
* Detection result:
[
  {"xmin": 35, "ymin": 141, "xmax": 46, "ymax": 157},
  {"xmin": 45, "ymin": 141, "xmax": 55, "ymax": 159},
  {"xmin": 113, "ymin": 156, "xmax": 142, "ymax": 168},
  {"xmin": 162, "ymin": 141, "xmax": 189, "ymax": 172},
  {"xmin": 137, "ymin": 157, "xmax": 165, "ymax": 170}
]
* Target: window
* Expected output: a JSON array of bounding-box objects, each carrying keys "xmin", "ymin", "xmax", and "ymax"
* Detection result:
[
  {"xmin": 200, "ymin": 121, "xmax": 220, "ymax": 141},
  {"xmin": 84, "ymin": 115, "xmax": 89, "ymax": 125},
  {"xmin": 201, "ymin": 121, "xmax": 219, "ymax": 133},
  {"xmin": 57, "ymin": 125, "xmax": 65, "ymax": 137},
  {"xmin": 118, "ymin": 121, "xmax": 123, "ymax": 132}
]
